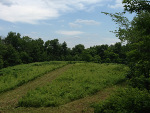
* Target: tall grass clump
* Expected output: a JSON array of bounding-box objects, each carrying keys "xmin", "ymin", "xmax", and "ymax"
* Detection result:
[
  {"xmin": 19, "ymin": 63, "xmax": 129, "ymax": 107},
  {"xmin": 0, "ymin": 61, "xmax": 67, "ymax": 93}
]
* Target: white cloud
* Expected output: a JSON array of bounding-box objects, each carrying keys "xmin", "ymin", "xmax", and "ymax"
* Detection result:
[
  {"xmin": 69, "ymin": 23, "xmax": 82, "ymax": 28},
  {"xmin": 108, "ymin": 0, "xmax": 123, "ymax": 9},
  {"xmin": 86, "ymin": 4, "xmax": 104, "ymax": 12},
  {"xmin": 0, "ymin": 0, "xmax": 103, "ymax": 24},
  {"xmin": 69, "ymin": 19, "xmax": 100, "ymax": 28},
  {"xmin": 75, "ymin": 19, "xmax": 100, "ymax": 25},
  {"xmin": 0, "ymin": 1, "xmax": 59, "ymax": 24},
  {"xmin": 57, "ymin": 30, "xmax": 84, "ymax": 36}
]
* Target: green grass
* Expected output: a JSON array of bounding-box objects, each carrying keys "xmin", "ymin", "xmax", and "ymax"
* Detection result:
[
  {"xmin": 18, "ymin": 63, "xmax": 129, "ymax": 107},
  {"xmin": 0, "ymin": 61, "xmax": 67, "ymax": 93}
]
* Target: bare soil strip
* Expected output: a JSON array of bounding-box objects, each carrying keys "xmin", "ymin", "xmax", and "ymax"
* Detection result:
[{"xmin": 0, "ymin": 64, "xmax": 72, "ymax": 110}]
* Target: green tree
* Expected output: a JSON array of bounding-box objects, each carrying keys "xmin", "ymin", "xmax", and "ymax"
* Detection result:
[
  {"xmin": 72, "ymin": 44, "xmax": 85, "ymax": 61},
  {"xmin": 61, "ymin": 41, "xmax": 69, "ymax": 60},
  {"xmin": 104, "ymin": 49, "xmax": 119, "ymax": 63},
  {"xmin": 30, "ymin": 38, "xmax": 45, "ymax": 62},
  {"xmin": 123, "ymin": 0, "xmax": 150, "ymax": 13},
  {"xmin": 82, "ymin": 50, "xmax": 92, "ymax": 62},
  {"xmin": 0, "ymin": 37, "xmax": 5, "ymax": 68},
  {"xmin": 72, "ymin": 44, "xmax": 85, "ymax": 55},
  {"xmin": 44, "ymin": 39, "xmax": 62, "ymax": 60},
  {"xmin": 95, "ymin": 45, "xmax": 108, "ymax": 61},
  {"xmin": 87, "ymin": 47, "xmax": 97, "ymax": 57},
  {"xmin": 4, "ymin": 32, "xmax": 22, "ymax": 51},
  {"xmin": 20, "ymin": 52, "xmax": 32, "ymax": 63},
  {"xmin": 21, "ymin": 36, "xmax": 33, "ymax": 53},
  {"xmin": 108, "ymin": 42, "xmax": 126, "ymax": 63},
  {"xmin": 3, "ymin": 45, "xmax": 21, "ymax": 67},
  {"xmin": 103, "ymin": 0, "xmax": 150, "ymax": 90},
  {"xmin": 126, "ymin": 12, "xmax": 150, "ymax": 89},
  {"xmin": 0, "ymin": 55, "xmax": 3, "ymax": 69},
  {"xmin": 93, "ymin": 55, "xmax": 101, "ymax": 63}
]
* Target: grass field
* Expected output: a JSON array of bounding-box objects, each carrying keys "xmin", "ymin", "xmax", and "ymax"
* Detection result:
[
  {"xmin": 18, "ymin": 63, "xmax": 128, "ymax": 107},
  {"xmin": 0, "ymin": 61, "xmax": 67, "ymax": 93},
  {"xmin": 0, "ymin": 62, "xmax": 129, "ymax": 113}
]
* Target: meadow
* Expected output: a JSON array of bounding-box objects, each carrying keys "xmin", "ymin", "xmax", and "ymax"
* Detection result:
[
  {"xmin": 0, "ymin": 61, "xmax": 67, "ymax": 93},
  {"xmin": 18, "ymin": 63, "xmax": 128, "ymax": 107}
]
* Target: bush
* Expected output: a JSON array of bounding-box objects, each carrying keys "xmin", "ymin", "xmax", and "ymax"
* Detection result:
[
  {"xmin": 126, "ymin": 60, "xmax": 150, "ymax": 90},
  {"xmin": 94, "ymin": 88, "xmax": 150, "ymax": 113},
  {"xmin": 130, "ymin": 75, "xmax": 150, "ymax": 90}
]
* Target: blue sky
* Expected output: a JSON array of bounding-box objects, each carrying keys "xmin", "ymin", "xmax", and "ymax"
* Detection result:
[{"xmin": 0, "ymin": 0, "xmax": 135, "ymax": 48}]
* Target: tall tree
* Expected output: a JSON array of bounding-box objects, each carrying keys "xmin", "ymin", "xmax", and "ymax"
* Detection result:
[
  {"xmin": 3, "ymin": 45, "xmax": 21, "ymax": 67},
  {"xmin": 0, "ymin": 37, "xmax": 4, "ymax": 68},
  {"xmin": 123, "ymin": 0, "xmax": 150, "ymax": 13},
  {"xmin": 103, "ymin": 0, "xmax": 150, "ymax": 89},
  {"xmin": 72, "ymin": 44, "xmax": 85, "ymax": 61},
  {"xmin": 95, "ymin": 45, "xmax": 108, "ymax": 61},
  {"xmin": 4, "ymin": 32, "xmax": 22, "ymax": 51},
  {"xmin": 72, "ymin": 44, "xmax": 85, "ymax": 55}
]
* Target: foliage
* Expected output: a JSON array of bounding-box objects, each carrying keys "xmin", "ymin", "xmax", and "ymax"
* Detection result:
[
  {"xmin": 93, "ymin": 55, "xmax": 102, "ymax": 63},
  {"xmin": 123, "ymin": 0, "xmax": 150, "ymax": 13},
  {"xmin": 81, "ymin": 51, "xmax": 93, "ymax": 62},
  {"xmin": 94, "ymin": 87, "xmax": 150, "ymax": 113},
  {"xmin": 93, "ymin": 1, "xmax": 150, "ymax": 112},
  {"xmin": 0, "ymin": 31, "xmax": 128, "ymax": 69},
  {"xmin": 0, "ymin": 55, "xmax": 3, "ymax": 69},
  {"xmin": 3, "ymin": 45, "xmax": 22, "ymax": 67},
  {"xmin": 18, "ymin": 63, "xmax": 128, "ymax": 107},
  {"xmin": 124, "ymin": 5, "xmax": 150, "ymax": 90},
  {"xmin": 103, "ymin": 0, "xmax": 150, "ymax": 90},
  {"xmin": 0, "ymin": 61, "xmax": 67, "ymax": 93}
]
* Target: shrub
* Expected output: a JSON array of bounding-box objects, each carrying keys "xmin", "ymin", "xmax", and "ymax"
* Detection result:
[
  {"xmin": 94, "ymin": 88, "xmax": 150, "ymax": 113},
  {"xmin": 126, "ymin": 60, "xmax": 150, "ymax": 90}
]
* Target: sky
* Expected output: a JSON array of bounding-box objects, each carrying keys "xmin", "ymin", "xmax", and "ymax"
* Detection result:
[{"xmin": 0, "ymin": 0, "xmax": 135, "ymax": 48}]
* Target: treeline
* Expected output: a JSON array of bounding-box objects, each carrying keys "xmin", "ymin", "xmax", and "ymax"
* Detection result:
[{"xmin": 0, "ymin": 32, "xmax": 128, "ymax": 69}]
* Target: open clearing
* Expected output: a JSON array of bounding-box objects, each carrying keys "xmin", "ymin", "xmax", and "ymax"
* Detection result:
[{"xmin": 0, "ymin": 62, "xmax": 127, "ymax": 113}]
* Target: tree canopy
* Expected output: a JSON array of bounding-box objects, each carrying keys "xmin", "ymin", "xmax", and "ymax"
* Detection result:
[
  {"xmin": 0, "ymin": 31, "xmax": 127, "ymax": 69},
  {"xmin": 103, "ymin": 0, "xmax": 150, "ymax": 90}
]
